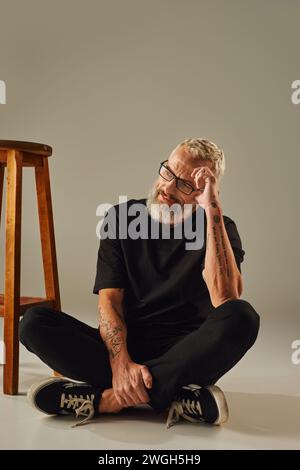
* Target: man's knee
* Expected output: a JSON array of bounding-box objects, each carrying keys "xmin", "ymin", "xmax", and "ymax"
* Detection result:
[
  {"xmin": 228, "ymin": 298, "xmax": 260, "ymax": 347},
  {"xmin": 19, "ymin": 306, "xmax": 47, "ymax": 346}
]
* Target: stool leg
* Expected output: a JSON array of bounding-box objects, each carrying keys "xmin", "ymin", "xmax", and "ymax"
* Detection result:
[
  {"xmin": 3, "ymin": 150, "xmax": 22, "ymax": 395},
  {"xmin": 35, "ymin": 157, "xmax": 61, "ymax": 310},
  {"xmin": 0, "ymin": 163, "xmax": 4, "ymax": 225},
  {"xmin": 0, "ymin": 164, "xmax": 4, "ymax": 370}
]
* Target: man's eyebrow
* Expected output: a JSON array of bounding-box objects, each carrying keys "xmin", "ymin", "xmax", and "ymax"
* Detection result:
[{"xmin": 166, "ymin": 163, "xmax": 194, "ymax": 185}]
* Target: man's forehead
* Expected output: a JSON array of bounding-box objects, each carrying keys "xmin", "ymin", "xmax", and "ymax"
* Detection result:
[{"xmin": 168, "ymin": 148, "xmax": 213, "ymax": 175}]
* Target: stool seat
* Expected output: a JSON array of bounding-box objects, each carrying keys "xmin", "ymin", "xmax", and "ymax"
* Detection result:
[
  {"xmin": 0, "ymin": 140, "xmax": 52, "ymax": 156},
  {"xmin": 0, "ymin": 140, "xmax": 61, "ymax": 394}
]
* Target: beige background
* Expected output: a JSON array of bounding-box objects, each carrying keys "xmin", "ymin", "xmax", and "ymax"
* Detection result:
[
  {"xmin": 0, "ymin": 0, "xmax": 300, "ymax": 450},
  {"xmin": 0, "ymin": 0, "xmax": 299, "ymax": 323}
]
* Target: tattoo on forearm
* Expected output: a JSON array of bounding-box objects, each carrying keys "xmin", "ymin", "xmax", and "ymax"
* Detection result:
[
  {"xmin": 219, "ymin": 226, "xmax": 230, "ymax": 277},
  {"xmin": 207, "ymin": 202, "xmax": 231, "ymax": 278},
  {"xmin": 212, "ymin": 225, "xmax": 223, "ymax": 274},
  {"xmin": 99, "ymin": 307, "xmax": 124, "ymax": 359}
]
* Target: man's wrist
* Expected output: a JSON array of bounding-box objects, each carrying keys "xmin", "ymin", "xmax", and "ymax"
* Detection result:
[{"xmin": 110, "ymin": 350, "xmax": 131, "ymax": 368}]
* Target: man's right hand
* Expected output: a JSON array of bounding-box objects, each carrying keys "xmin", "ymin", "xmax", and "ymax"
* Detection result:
[{"xmin": 111, "ymin": 360, "xmax": 153, "ymax": 407}]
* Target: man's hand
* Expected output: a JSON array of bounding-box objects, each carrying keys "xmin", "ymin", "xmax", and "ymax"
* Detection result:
[
  {"xmin": 111, "ymin": 360, "xmax": 153, "ymax": 408},
  {"xmin": 191, "ymin": 166, "xmax": 221, "ymax": 210}
]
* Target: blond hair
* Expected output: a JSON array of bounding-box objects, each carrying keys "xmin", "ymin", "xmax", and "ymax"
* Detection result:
[{"xmin": 177, "ymin": 138, "xmax": 225, "ymax": 180}]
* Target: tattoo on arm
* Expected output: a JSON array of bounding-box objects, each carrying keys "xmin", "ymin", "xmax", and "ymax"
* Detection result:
[
  {"xmin": 219, "ymin": 226, "xmax": 230, "ymax": 277},
  {"xmin": 98, "ymin": 307, "xmax": 124, "ymax": 359},
  {"xmin": 207, "ymin": 201, "xmax": 230, "ymax": 278},
  {"xmin": 212, "ymin": 225, "xmax": 223, "ymax": 274}
]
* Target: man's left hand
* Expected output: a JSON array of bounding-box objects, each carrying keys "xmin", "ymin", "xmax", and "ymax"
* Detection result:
[{"xmin": 191, "ymin": 166, "xmax": 221, "ymax": 210}]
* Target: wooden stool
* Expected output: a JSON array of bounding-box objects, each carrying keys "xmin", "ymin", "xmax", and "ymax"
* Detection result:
[{"xmin": 0, "ymin": 140, "xmax": 61, "ymax": 395}]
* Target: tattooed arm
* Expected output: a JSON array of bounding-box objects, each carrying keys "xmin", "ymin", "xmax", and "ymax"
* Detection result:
[
  {"xmin": 191, "ymin": 165, "xmax": 243, "ymax": 308},
  {"xmin": 98, "ymin": 288, "xmax": 131, "ymax": 367},
  {"xmin": 98, "ymin": 288, "xmax": 153, "ymax": 407},
  {"xmin": 202, "ymin": 200, "xmax": 243, "ymax": 307}
]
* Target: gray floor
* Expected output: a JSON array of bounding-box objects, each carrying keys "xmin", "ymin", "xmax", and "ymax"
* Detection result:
[{"xmin": 1, "ymin": 316, "xmax": 299, "ymax": 450}]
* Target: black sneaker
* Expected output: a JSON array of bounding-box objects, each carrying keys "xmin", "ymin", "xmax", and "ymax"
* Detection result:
[
  {"xmin": 166, "ymin": 384, "xmax": 229, "ymax": 429},
  {"xmin": 27, "ymin": 377, "xmax": 104, "ymax": 427}
]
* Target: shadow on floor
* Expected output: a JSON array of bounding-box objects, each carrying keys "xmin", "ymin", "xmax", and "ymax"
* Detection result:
[
  {"xmin": 224, "ymin": 391, "xmax": 300, "ymax": 439},
  {"xmin": 37, "ymin": 390, "xmax": 300, "ymax": 447}
]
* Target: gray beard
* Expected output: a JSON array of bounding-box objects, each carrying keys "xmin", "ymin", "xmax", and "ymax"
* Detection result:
[{"xmin": 146, "ymin": 185, "xmax": 194, "ymax": 225}]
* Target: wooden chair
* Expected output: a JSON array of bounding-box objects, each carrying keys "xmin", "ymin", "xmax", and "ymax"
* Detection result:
[{"xmin": 0, "ymin": 140, "xmax": 61, "ymax": 394}]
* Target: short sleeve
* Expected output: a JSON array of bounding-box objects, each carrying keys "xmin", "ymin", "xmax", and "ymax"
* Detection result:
[
  {"xmin": 92, "ymin": 208, "xmax": 128, "ymax": 294},
  {"xmin": 201, "ymin": 215, "xmax": 245, "ymax": 274}
]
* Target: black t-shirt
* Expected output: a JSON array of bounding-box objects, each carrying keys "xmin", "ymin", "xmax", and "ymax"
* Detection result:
[{"xmin": 93, "ymin": 198, "xmax": 245, "ymax": 333}]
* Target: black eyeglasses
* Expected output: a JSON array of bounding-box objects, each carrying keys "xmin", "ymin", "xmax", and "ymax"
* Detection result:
[{"xmin": 158, "ymin": 160, "xmax": 197, "ymax": 195}]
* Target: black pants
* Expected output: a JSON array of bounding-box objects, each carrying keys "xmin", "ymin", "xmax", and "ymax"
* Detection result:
[{"xmin": 19, "ymin": 299, "xmax": 260, "ymax": 413}]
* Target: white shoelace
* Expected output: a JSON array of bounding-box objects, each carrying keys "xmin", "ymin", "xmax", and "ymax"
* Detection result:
[
  {"xmin": 166, "ymin": 398, "xmax": 203, "ymax": 429},
  {"xmin": 60, "ymin": 393, "xmax": 95, "ymax": 427}
]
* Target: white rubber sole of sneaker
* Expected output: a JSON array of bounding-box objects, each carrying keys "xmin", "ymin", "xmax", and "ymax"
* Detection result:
[
  {"xmin": 27, "ymin": 377, "xmax": 67, "ymax": 415},
  {"xmin": 205, "ymin": 384, "xmax": 229, "ymax": 425}
]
